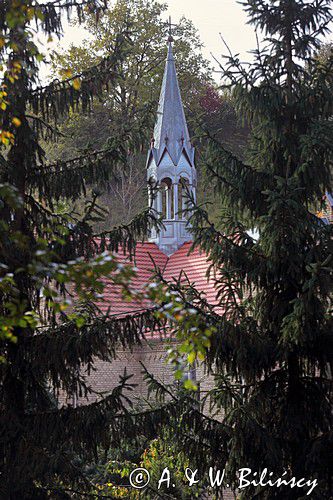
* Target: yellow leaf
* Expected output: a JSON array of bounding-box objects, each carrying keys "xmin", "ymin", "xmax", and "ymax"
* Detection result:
[
  {"xmin": 72, "ymin": 78, "xmax": 81, "ymax": 90},
  {"xmin": 0, "ymin": 102, "xmax": 6, "ymax": 110},
  {"xmin": 188, "ymin": 351, "xmax": 196, "ymax": 364},
  {"xmin": 0, "ymin": 130, "xmax": 14, "ymax": 145},
  {"xmin": 12, "ymin": 117, "xmax": 21, "ymax": 127},
  {"xmin": 26, "ymin": 7, "xmax": 35, "ymax": 20},
  {"xmin": 184, "ymin": 379, "xmax": 198, "ymax": 391},
  {"xmin": 61, "ymin": 68, "xmax": 72, "ymax": 79},
  {"xmin": 35, "ymin": 8, "xmax": 45, "ymax": 21}
]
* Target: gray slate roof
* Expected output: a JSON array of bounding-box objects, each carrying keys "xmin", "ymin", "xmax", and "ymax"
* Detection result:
[{"xmin": 149, "ymin": 42, "xmax": 194, "ymax": 168}]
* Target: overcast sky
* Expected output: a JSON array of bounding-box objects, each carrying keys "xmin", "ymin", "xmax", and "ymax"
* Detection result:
[
  {"xmin": 44, "ymin": 1, "xmax": 257, "ymax": 82},
  {"xmin": 42, "ymin": 0, "xmax": 332, "ymax": 83},
  {"xmin": 165, "ymin": 0, "xmax": 257, "ymax": 64}
]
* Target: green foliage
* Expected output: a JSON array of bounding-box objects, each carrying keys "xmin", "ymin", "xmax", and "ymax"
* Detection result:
[
  {"xmin": 46, "ymin": 0, "xmax": 214, "ymax": 228},
  {"xmin": 0, "ymin": 1, "xmax": 167, "ymax": 498},
  {"xmin": 151, "ymin": 266, "xmax": 216, "ymax": 391},
  {"xmin": 139, "ymin": 432, "xmax": 206, "ymax": 499},
  {"xmin": 53, "ymin": 0, "xmax": 211, "ymax": 114},
  {"xmin": 137, "ymin": 1, "xmax": 333, "ymax": 498},
  {"xmin": 77, "ymin": 431, "xmax": 207, "ymax": 499}
]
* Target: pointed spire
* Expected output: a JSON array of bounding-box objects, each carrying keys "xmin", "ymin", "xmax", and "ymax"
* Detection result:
[
  {"xmin": 152, "ymin": 40, "xmax": 194, "ymax": 167},
  {"xmin": 146, "ymin": 25, "xmax": 197, "ymax": 255}
]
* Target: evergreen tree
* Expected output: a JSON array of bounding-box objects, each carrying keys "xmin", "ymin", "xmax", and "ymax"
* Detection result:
[
  {"xmin": 0, "ymin": 1, "xmax": 164, "ymax": 497},
  {"xmin": 150, "ymin": 1, "xmax": 333, "ymax": 498}
]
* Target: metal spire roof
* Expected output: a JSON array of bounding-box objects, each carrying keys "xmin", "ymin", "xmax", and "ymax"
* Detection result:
[{"xmin": 151, "ymin": 41, "xmax": 194, "ymax": 167}]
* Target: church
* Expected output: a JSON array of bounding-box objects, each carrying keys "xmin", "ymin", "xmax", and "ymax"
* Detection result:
[{"xmin": 83, "ymin": 36, "xmax": 218, "ymax": 403}]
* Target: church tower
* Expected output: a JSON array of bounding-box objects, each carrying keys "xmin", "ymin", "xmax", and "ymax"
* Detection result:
[{"xmin": 146, "ymin": 34, "xmax": 197, "ymax": 255}]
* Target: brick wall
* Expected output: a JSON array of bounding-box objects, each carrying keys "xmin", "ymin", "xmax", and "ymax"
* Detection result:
[{"xmin": 64, "ymin": 338, "xmax": 215, "ymax": 408}]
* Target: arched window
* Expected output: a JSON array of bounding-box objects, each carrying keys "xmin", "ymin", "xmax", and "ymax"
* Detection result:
[
  {"xmin": 160, "ymin": 177, "xmax": 173, "ymax": 219},
  {"xmin": 178, "ymin": 177, "xmax": 190, "ymax": 219}
]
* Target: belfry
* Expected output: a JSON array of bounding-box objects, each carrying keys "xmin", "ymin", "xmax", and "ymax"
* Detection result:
[{"xmin": 146, "ymin": 36, "xmax": 196, "ymax": 255}]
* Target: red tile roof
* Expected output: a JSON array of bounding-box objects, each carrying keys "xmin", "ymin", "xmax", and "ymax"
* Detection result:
[
  {"xmin": 164, "ymin": 242, "xmax": 218, "ymax": 307},
  {"xmin": 96, "ymin": 242, "xmax": 219, "ymax": 317}
]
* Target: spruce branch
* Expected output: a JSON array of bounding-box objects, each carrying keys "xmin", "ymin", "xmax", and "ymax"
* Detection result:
[
  {"xmin": 35, "ymin": 0, "xmax": 108, "ymax": 37},
  {"xmin": 30, "ymin": 142, "xmax": 126, "ymax": 200},
  {"xmin": 21, "ymin": 309, "xmax": 166, "ymax": 394},
  {"xmin": 26, "ymin": 113, "xmax": 67, "ymax": 140},
  {"xmin": 95, "ymin": 206, "xmax": 164, "ymax": 256}
]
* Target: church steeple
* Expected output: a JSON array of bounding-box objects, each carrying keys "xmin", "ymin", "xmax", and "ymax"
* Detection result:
[
  {"xmin": 147, "ymin": 30, "xmax": 197, "ymax": 255},
  {"xmin": 151, "ymin": 42, "xmax": 195, "ymax": 168}
]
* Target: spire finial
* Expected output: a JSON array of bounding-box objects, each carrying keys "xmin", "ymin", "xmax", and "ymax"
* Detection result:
[{"xmin": 167, "ymin": 15, "xmax": 176, "ymax": 43}]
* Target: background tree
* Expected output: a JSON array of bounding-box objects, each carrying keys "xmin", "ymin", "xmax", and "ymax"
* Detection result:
[
  {"xmin": 46, "ymin": 0, "xmax": 250, "ymax": 229},
  {"xmin": 194, "ymin": 86, "xmax": 250, "ymax": 225},
  {"xmin": 47, "ymin": 0, "xmax": 214, "ymax": 228}
]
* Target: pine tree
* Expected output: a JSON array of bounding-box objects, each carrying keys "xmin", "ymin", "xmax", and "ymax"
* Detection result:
[
  {"xmin": 149, "ymin": 1, "xmax": 333, "ymax": 498},
  {"xmin": 0, "ymin": 1, "xmax": 163, "ymax": 498}
]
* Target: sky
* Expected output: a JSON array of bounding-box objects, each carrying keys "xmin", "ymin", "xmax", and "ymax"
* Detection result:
[
  {"xmin": 43, "ymin": 0, "xmax": 257, "ymax": 82},
  {"xmin": 165, "ymin": 0, "xmax": 257, "ymax": 65},
  {"xmin": 41, "ymin": 0, "xmax": 333, "ymax": 84}
]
